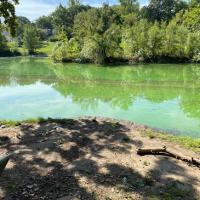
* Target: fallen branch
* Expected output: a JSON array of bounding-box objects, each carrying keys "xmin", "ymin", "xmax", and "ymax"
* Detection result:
[{"xmin": 137, "ymin": 146, "xmax": 200, "ymax": 168}]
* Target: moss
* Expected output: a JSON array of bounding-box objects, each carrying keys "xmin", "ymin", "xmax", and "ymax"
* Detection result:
[{"xmin": 145, "ymin": 130, "xmax": 200, "ymax": 152}]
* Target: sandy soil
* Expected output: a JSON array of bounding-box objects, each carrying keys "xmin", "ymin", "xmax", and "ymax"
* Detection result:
[{"xmin": 0, "ymin": 117, "xmax": 199, "ymax": 200}]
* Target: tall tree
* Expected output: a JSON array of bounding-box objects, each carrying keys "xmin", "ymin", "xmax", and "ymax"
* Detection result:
[
  {"xmin": 0, "ymin": 25, "xmax": 8, "ymax": 52},
  {"xmin": 23, "ymin": 24, "xmax": 39, "ymax": 54},
  {"xmin": 16, "ymin": 16, "xmax": 31, "ymax": 46},
  {"xmin": 118, "ymin": 0, "xmax": 139, "ymax": 14},
  {"xmin": 141, "ymin": 0, "xmax": 188, "ymax": 22},
  {"xmin": 51, "ymin": 4, "xmax": 90, "ymax": 38},
  {"xmin": 182, "ymin": 5, "xmax": 200, "ymax": 31},
  {"xmin": 74, "ymin": 5, "xmax": 122, "ymax": 63},
  {"xmin": 68, "ymin": 0, "xmax": 80, "ymax": 7},
  {"xmin": 36, "ymin": 16, "xmax": 53, "ymax": 30},
  {"xmin": 0, "ymin": 0, "xmax": 19, "ymax": 35},
  {"xmin": 189, "ymin": 0, "xmax": 200, "ymax": 7}
]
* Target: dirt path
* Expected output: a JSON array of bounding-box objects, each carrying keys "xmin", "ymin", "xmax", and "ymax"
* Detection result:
[{"xmin": 0, "ymin": 117, "xmax": 199, "ymax": 200}]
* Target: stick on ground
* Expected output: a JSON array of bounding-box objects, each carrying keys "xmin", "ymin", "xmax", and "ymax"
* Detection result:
[{"xmin": 137, "ymin": 146, "xmax": 200, "ymax": 168}]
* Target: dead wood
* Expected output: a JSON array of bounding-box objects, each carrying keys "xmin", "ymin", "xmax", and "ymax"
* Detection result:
[{"xmin": 137, "ymin": 146, "xmax": 200, "ymax": 168}]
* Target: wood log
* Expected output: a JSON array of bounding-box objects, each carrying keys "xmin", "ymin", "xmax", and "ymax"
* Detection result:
[
  {"xmin": 0, "ymin": 154, "xmax": 12, "ymax": 176},
  {"xmin": 137, "ymin": 146, "xmax": 200, "ymax": 168}
]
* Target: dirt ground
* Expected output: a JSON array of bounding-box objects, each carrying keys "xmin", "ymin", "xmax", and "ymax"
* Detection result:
[{"xmin": 0, "ymin": 117, "xmax": 199, "ymax": 200}]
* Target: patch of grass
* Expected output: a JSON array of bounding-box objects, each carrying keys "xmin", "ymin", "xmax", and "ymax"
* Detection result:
[
  {"xmin": 36, "ymin": 41, "xmax": 55, "ymax": 56},
  {"xmin": 7, "ymin": 41, "xmax": 55, "ymax": 56},
  {"xmin": 0, "ymin": 120, "xmax": 21, "ymax": 127},
  {"xmin": 146, "ymin": 131, "xmax": 156, "ymax": 139},
  {"xmin": 0, "ymin": 118, "xmax": 46, "ymax": 127},
  {"xmin": 0, "ymin": 118, "xmax": 78, "ymax": 128},
  {"xmin": 145, "ymin": 130, "xmax": 200, "ymax": 152},
  {"xmin": 148, "ymin": 197, "xmax": 159, "ymax": 200}
]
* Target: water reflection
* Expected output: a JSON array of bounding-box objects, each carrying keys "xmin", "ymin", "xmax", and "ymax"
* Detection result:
[{"xmin": 0, "ymin": 57, "xmax": 200, "ymax": 137}]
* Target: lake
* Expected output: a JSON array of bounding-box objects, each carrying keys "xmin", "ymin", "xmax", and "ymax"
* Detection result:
[{"xmin": 0, "ymin": 57, "xmax": 200, "ymax": 137}]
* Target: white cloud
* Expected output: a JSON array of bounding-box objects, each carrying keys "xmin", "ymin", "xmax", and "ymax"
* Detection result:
[
  {"xmin": 16, "ymin": 0, "xmax": 149, "ymax": 21},
  {"xmin": 16, "ymin": 0, "xmax": 60, "ymax": 21}
]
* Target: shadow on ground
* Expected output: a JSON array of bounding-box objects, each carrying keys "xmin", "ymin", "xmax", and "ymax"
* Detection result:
[{"xmin": 0, "ymin": 118, "xmax": 199, "ymax": 200}]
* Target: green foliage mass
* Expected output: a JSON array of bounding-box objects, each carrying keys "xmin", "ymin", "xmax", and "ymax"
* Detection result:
[
  {"xmin": 23, "ymin": 24, "xmax": 40, "ymax": 54},
  {"xmin": 182, "ymin": 5, "xmax": 200, "ymax": 31},
  {"xmin": 141, "ymin": 0, "xmax": 188, "ymax": 22},
  {"xmin": 0, "ymin": 26, "xmax": 8, "ymax": 52},
  {"xmin": 51, "ymin": 1, "xmax": 200, "ymax": 64},
  {"xmin": 0, "ymin": 0, "xmax": 19, "ymax": 36},
  {"xmin": 1, "ymin": 0, "xmax": 200, "ymax": 63},
  {"xmin": 16, "ymin": 16, "xmax": 31, "ymax": 46},
  {"xmin": 51, "ymin": 4, "xmax": 90, "ymax": 38}
]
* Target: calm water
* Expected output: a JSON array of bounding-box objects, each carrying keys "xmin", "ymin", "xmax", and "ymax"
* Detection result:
[{"xmin": 0, "ymin": 57, "xmax": 200, "ymax": 137}]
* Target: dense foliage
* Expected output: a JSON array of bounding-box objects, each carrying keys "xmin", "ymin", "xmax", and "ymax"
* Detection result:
[
  {"xmin": 23, "ymin": 24, "xmax": 40, "ymax": 54},
  {"xmin": 0, "ymin": 0, "xmax": 18, "ymax": 36},
  {"xmin": 1, "ymin": 0, "xmax": 200, "ymax": 62},
  {"xmin": 0, "ymin": 25, "xmax": 8, "ymax": 52},
  {"xmin": 49, "ymin": 0, "xmax": 200, "ymax": 63}
]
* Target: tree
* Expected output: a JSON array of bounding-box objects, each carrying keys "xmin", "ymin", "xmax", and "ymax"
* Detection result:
[
  {"xmin": 0, "ymin": 25, "xmax": 8, "ymax": 52},
  {"xmin": 51, "ymin": 29, "xmax": 80, "ymax": 62},
  {"xmin": 121, "ymin": 20, "xmax": 150, "ymax": 61},
  {"xmin": 163, "ymin": 21, "xmax": 187, "ymax": 57},
  {"xmin": 0, "ymin": 0, "xmax": 19, "ymax": 36},
  {"xmin": 68, "ymin": 0, "xmax": 80, "ymax": 7},
  {"xmin": 141, "ymin": 0, "xmax": 188, "ymax": 22},
  {"xmin": 182, "ymin": 5, "xmax": 200, "ymax": 31},
  {"xmin": 189, "ymin": 0, "xmax": 200, "ymax": 7},
  {"xmin": 74, "ymin": 5, "xmax": 122, "ymax": 63},
  {"xmin": 118, "ymin": 0, "xmax": 139, "ymax": 14},
  {"xmin": 16, "ymin": 16, "xmax": 31, "ymax": 46},
  {"xmin": 36, "ymin": 16, "xmax": 53, "ymax": 40},
  {"xmin": 23, "ymin": 24, "xmax": 39, "ymax": 54},
  {"xmin": 147, "ymin": 22, "xmax": 165, "ymax": 57},
  {"xmin": 36, "ymin": 16, "xmax": 53, "ymax": 30},
  {"xmin": 80, "ymin": 35, "xmax": 106, "ymax": 64},
  {"xmin": 51, "ymin": 4, "xmax": 90, "ymax": 38}
]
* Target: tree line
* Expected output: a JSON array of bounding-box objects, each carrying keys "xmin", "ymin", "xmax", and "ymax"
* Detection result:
[{"xmin": 1, "ymin": 0, "xmax": 200, "ymax": 63}]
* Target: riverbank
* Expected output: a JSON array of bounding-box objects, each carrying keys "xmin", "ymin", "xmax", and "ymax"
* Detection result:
[
  {"xmin": 0, "ymin": 117, "xmax": 200, "ymax": 200},
  {"xmin": 3, "ymin": 41, "xmax": 200, "ymax": 64}
]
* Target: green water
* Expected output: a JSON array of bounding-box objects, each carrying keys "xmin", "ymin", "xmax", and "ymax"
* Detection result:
[{"xmin": 0, "ymin": 57, "xmax": 200, "ymax": 137}]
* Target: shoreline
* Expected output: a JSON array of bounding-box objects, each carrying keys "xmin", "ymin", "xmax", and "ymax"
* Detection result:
[
  {"xmin": 1, "ymin": 55, "xmax": 200, "ymax": 65},
  {"xmin": 0, "ymin": 117, "xmax": 200, "ymax": 152},
  {"xmin": 0, "ymin": 117, "xmax": 200, "ymax": 199}
]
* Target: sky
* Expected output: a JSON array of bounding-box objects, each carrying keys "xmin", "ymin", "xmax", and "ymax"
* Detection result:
[{"xmin": 16, "ymin": 0, "xmax": 149, "ymax": 21}]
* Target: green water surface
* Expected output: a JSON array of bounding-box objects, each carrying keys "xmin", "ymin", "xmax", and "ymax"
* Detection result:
[{"xmin": 0, "ymin": 57, "xmax": 200, "ymax": 137}]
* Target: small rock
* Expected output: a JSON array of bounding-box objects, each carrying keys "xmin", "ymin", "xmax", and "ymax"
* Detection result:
[
  {"xmin": 56, "ymin": 127, "xmax": 62, "ymax": 132},
  {"xmin": 27, "ymin": 185, "xmax": 34, "ymax": 189},
  {"xmin": 122, "ymin": 177, "xmax": 127, "ymax": 184},
  {"xmin": 0, "ymin": 125, "xmax": 6, "ymax": 129}
]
